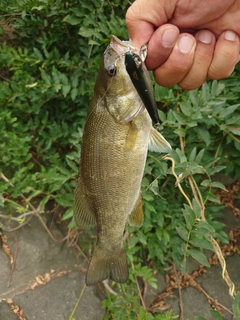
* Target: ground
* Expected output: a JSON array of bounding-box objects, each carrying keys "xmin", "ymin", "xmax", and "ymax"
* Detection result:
[{"xmin": 0, "ymin": 177, "xmax": 239, "ymax": 320}]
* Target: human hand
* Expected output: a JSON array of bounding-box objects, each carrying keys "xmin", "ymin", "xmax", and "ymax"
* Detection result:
[{"xmin": 126, "ymin": 0, "xmax": 240, "ymax": 89}]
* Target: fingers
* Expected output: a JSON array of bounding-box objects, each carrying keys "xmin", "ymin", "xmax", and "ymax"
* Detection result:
[
  {"xmin": 150, "ymin": 29, "xmax": 239, "ymax": 89},
  {"xmin": 153, "ymin": 33, "xmax": 197, "ymax": 87},
  {"xmin": 179, "ymin": 30, "xmax": 216, "ymax": 89},
  {"xmin": 208, "ymin": 31, "xmax": 240, "ymax": 80},
  {"xmin": 146, "ymin": 25, "xmax": 179, "ymax": 70}
]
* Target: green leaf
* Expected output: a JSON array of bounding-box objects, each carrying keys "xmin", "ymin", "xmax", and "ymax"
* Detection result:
[
  {"xmin": 218, "ymin": 104, "xmax": 240, "ymax": 118},
  {"xmin": 192, "ymin": 199, "xmax": 201, "ymax": 219},
  {"xmin": 195, "ymin": 148, "xmax": 205, "ymax": 164},
  {"xmin": 176, "ymin": 226, "xmax": 189, "ymax": 241},
  {"xmin": 216, "ymin": 82, "xmax": 225, "ymax": 96},
  {"xmin": 175, "ymin": 148, "xmax": 187, "ymax": 163},
  {"xmin": 182, "ymin": 204, "xmax": 196, "ymax": 229},
  {"xmin": 210, "ymin": 181, "xmax": 226, "ymax": 191},
  {"xmin": 208, "ymin": 309, "xmax": 225, "ymax": 320},
  {"xmin": 189, "ymin": 147, "xmax": 197, "ymax": 162},
  {"xmin": 174, "ymin": 127, "xmax": 186, "ymax": 137},
  {"xmin": 189, "ymin": 90, "xmax": 200, "ymax": 108},
  {"xmin": 40, "ymin": 68, "xmax": 51, "ymax": 85},
  {"xmin": 201, "ymin": 82, "xmax": 210, "ymax": 102},
  {"xmin": 232, "ymin": 291, "xmax": 240, "ymax": 319},
  {"xmin": 158, "ymin": 110, "xmax": 166, "ymax": 122},
  {"xmin": 71, "ymin": 88, "xmax": 78, "ymax": 101},
  {"xmin": 190, "ymin": 238, "xmax": 214, "ymax": 251},
  {"xmin": 63, "ymin": 14, "xmax": 82, "ymax": 25},
  {"xmin": 201, "ymin": 179, "xmax": 211, "ymax": 187},
  {"xmin": 227, "ymin": 126, "xmax": 240, "ymax": 136},
  {"xmin": 62, "ymin": 84, "xmax": 71, "ymax": 97},
  {"xmin": 180, "ymin": 102, "xmax": 192, "ymax": 116},
  {"xmin": 197, "ymin": 126, "xmax": 211, "ymax": 146},
  {"xmin": 207, "ymin": 193, "xmax": 221, "ymax": 203},
  {"xmin": 69, "ymin": 220, "xmax": 77, "ymax": 229},
  {"xmin": 172, "ymin": 111, "xmax": 188, "ymax": 125},
  {"xmin": 62, "ymin": 208, "xmax": 73, "ymax": 220},
  {"xmin": 39, "ymin": 195, "xmax": 51, "ymax": 211},
  {"xmin": 194, "ymin": 220, "xmax": 215, "ymax": 236},
  {"xmin": 188, "ymin": 249, "xmax": 210, "ymax": 267}
]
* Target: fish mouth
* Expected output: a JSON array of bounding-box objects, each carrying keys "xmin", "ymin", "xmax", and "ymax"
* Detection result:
[{"xmin": 108, "ymin": 35, "xmax": 147, "ymax": 62}]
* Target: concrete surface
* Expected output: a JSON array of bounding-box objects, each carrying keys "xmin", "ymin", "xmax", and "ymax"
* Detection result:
[{"xmin": 0, "ymin": 189, "xmax": 239, "ymax": 320}]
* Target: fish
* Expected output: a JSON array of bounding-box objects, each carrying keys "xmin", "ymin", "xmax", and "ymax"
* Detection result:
[
  {"xmin": 74, "ymin": 35, "xmax": 171, "ymax": 286},
  {"xmin": 125, "ymin": 50, "xmax": 160, "ymax": 124}
]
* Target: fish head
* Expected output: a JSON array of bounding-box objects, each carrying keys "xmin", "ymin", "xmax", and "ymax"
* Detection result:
[
  {"xmin": 92, "ymin": 35, "xmax": 149, "ymax": 123},
  {"xmin": 102, "ymin": 35, "xmax": 145, "ymax": 97}
]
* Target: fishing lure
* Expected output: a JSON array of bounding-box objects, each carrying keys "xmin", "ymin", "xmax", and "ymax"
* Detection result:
[{"xmin": 125, "ymin": 51, "xmax": 160, "ymax": 124}]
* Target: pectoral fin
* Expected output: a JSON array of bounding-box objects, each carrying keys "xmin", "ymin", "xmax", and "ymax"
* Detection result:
[
  {"xmin": 148, "ymin": 127, "xmax": 172, "ymax": 153},
  {"xmin": 128, "ymin": 193, "xmax": 143, "ymax": 227},
  {"xmin": 74, "ymin": 177, "xmax": 96, "ymax": 229}
]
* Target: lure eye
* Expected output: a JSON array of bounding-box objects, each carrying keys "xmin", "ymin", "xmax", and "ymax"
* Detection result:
[
  {"xmin": 134, "ymin": 56, "xmax": 142, "ymax": 67},
  {"xmin": 106, "ymin": 64, "xmax": 117, "ymax": 77}
]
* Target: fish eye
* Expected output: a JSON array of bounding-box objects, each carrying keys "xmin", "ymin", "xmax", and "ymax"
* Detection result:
[{"xmin": 106, "ymin": 64, "xmax": 117, "ymax": 77}]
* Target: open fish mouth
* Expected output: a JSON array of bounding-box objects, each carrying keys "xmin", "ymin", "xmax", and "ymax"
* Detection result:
[{"xmin": 106, "ymin": 35, "xmax": 147, "ymax": 62}]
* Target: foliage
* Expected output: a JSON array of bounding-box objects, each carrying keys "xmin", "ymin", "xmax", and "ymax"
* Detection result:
[
  {"xmin": 0, "ymin": 0, "xmax": 240, "ymax": 319},
  {"xmin": 102, "ymin": 285, "xmax": 178, "ymax": 320}
]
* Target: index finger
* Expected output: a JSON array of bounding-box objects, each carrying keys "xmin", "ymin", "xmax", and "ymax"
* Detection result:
[{"xmin": 126, "ymin": 0, "xmax": 173, "ymax": 47}]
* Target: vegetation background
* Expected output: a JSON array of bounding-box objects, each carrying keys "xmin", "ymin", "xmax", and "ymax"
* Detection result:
[{"xmin": 0, "ymin": 0, "xmax": 239, "ymax": 319}]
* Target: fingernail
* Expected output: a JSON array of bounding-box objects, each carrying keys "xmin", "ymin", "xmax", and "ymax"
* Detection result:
[
  {"xmin": 224, "ymin": 30, "xmax": 237, "ymax": 41},
  {"xmin": 196, "ymin": 30, "xmax": 213, "ymax": 44},
  {"xmin": 161, "ymin": 28, "xmax": 179, "ymax": 48},
  {"xmin": 177, "ymin": 35, "xmax": 194, "ymax": 53}
]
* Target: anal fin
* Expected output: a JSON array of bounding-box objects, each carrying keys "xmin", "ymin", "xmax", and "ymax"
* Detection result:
[{"xmin": 74, "ymin": 177, "xmax": 96, "ymax": 229}]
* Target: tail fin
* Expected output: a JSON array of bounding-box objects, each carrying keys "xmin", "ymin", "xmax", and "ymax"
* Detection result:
[{"xmin": 86, "ymin": 244, "xmax": 129, "ymax": 286}]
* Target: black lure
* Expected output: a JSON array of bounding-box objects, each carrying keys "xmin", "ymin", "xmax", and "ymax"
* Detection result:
[{"xmin": 125, "ymin": 51, "xmax": 160, "ymax": 124}]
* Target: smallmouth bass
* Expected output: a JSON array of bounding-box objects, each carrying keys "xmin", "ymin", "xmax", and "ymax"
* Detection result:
[{"xmin": 74, "ymin": 35, "xmax": 171, "ymax": 286}]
